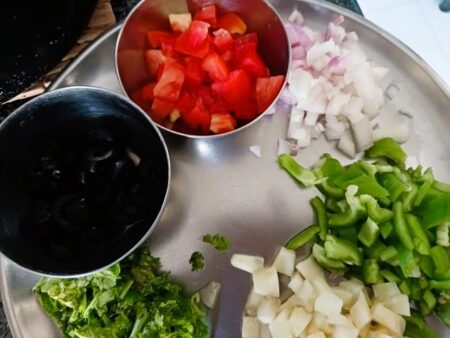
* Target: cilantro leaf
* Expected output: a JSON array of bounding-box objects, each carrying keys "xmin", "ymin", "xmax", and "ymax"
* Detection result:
[
  {"xmin": 189, "ymin": 251, "xmax": 205, "ymax": 271},
  {"xmin": 202, "ymin": 234, "xmax": 230, "ymax": 253}
]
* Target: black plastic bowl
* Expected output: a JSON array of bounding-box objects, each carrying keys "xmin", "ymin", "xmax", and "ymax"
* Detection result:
[{"xmin": 0, "ymin": 87, "xmax": 170, "ymax": 276}]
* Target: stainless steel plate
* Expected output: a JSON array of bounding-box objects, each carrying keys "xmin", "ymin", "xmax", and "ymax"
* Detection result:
[{"xmin": 1, "ymin": 1, "xmax": 449, "ymax": 337}]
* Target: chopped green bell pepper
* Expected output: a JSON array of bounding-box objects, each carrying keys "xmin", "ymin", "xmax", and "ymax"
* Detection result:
[
  {"xmin": 312, "ymin": 244, "xmax": 346, "ymax": 271},
  {"xmin": 405, "ymin": 214, "xmax": 431, "ymax": 255},
  {"xmin": 285, "ymin": 225, "xmax": 319, "ymax": 250},
  {"xmin": 362, "ymin": 259, "xmax": 382, "ymax": 284},
  {"xmin": 325, "ymin": 198, "xmax": 341, "ymax": 213},
  {"xmin": 378, "ymin": 172, "xmax": 408, "ymax": 202},
  {"xmin": 278, "ymin": 154, "xmax": 317, "ymax": 187},
  {"xmin": 324, "ymin": 235, "xmax": 362, "ymax": 266},
  {"xmin": 420, "ymin": 289, "xmax": 436, "ymax": 316},
  {"xmin": 430, "ymin": 245, "xmax": 449, "ymax": 275},
  {"xmin": 395, "ymin": 242, "xmax": 418, "ymax": 278},
  {"xmin": 415, "ymin": 168, "xmax": 434, "ymax": 206},
  {"xmin": 402, "ymin": 183, "xmax": 418, "ymax": 212},
  {"xmin": 381, "ymin": 269, "xmax": 401, "ymax": 283},
  {"xmin": 365, "ymin": 137, "xmax": 407, "ymax": 165},
  {"xmin": 357, "ymin": 218, "xmax": 380, "ymax": 247},
  {"xmin": 436, "ymin": 222, "xmax": 449, "ymax": 247},
  {"xmin": 310, "ymin": 197, "xmax": 328, "ymax": 240},
  {"xmin": 360, "ymin": 194, "xmax": 393, "ymax": 223},
  {"xmin": 418, "ymin": 192, "xmax": 450, "ymax": 228},
  {"xmin": 379, "ymin": 221, "xmax": 394, "ymax": 239},
  {"xmin": 316, "ymin": 180, "xmax": 345, "ymax": 199},
  {"xmin": 393, "ymin": 201, "xmax": 414, "ymax": 250},
  {"xmin": 435, "ymin": 302, "xmax": 450, "ymax": 328},
  {"xmin": 430, "ymin": 280, "xmax": 450, "ymax": 290}
]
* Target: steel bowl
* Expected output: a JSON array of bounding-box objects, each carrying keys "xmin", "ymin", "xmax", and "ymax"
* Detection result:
[
  {"xmin": 115, "ymin": 0, "xmax": 291, "ymax": 138},
  {"xmin": 0, "ymin": 86, "xmax": 170, "ymax": 276}
]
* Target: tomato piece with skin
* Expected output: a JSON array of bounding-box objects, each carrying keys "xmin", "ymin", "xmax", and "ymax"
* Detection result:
[
  {"xmin": 201, "ymin": 51, "xmax": 229, "ymax": 82},
  {"xmin": 131, "ymin": 89, "xmax": 150, "ymax": 110},
  {"xmin": 177, "ymin": 91, "xmax": 197, "ymax": 115},
  {"xmin": 217, "ymin": 12, "xmax": 247, "ymax": 35},
  {"xmin": 151, "ymin": 98, "xmax": 174, "ymax": 119},
  {"xmin": 213, "ymin": 28, "xmax": 233, "ymax": 52},
  {"xmin": 234, "ymin": 33, "xmax": 258, "ymax": 60},
  {"xmin": 184, "ymin": 57, "xmax": 207, "ymax": 87},
  {"xmin": 181, "ymin": 98, "xmax": 211, "ymax": 133},
  {"xmin": 194, "ymin": 4, "xmax": 217, "ymax": 26},
  {"xmin": 195, "ymin": 86, "xmax": 215, "ymax": 109},
  {"xmin": 237, "ymin": 51, "xmax": 269, "ymax": 78},
  {"xmin": 160, "ymin": 35, "xmax": 179, "ymax": 57},
  {"xmin": 147, "ymin": 31, "xmax": 173, "ymax": 48},
  {"xmin": 212, "ymin": 69, "xmax": 253, "ymax": 111},
  {"xmin": 153, "ymin": 59, "xmax": 185, "ymax": 101},
  {"xmin": 210, "ymin": 113, "xmax": 236, "ymax": 134},
  {"xmin": 175, "ymin": 20, "xmax": 211, "ymax": 58},
  {"xmin": 209, "ymin": 100, "xmax": 229, "ymax": 116},
  {"xmin": 233, "ymin": 99, "xmax": 258, "ymax": 120},
  {"xmin": 255, "ymin": 75, "xmax": 285, "ymax": 113},
  {"xmin": 144, "ymin": 49, "xmax": 166, "ymax": 76},
  {"xmin": 141, "ymin": 82, "xmax": 156, "ymax": 102}
]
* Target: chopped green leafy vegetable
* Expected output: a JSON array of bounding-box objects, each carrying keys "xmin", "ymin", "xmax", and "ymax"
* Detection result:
[
  {"xmin": 33, "ymin": 247, "xmax": 208, "ymax": 338},
  {"xmin": 189, "ymin": 251, "xmax": 205, "ymax": 272},
  {"xmin": 202, "ymin": 234, "xmax": 229, "ymax": 253}
]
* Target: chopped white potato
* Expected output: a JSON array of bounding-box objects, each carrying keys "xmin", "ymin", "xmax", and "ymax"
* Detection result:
[
  {"xmin": 326, "ymin": 314, "xmax": 353, "ymax": 326},
  {"xmin": 382, "ymin": 294, "xmax": 410, "ymax": 316},
  {"xmin": 200, "ymin": 281, "xmax": 221, "ymax": 309},
  {"xmin": 311, "ymin": 312, "xmax": 329, "ymax": 332},
  {"xmin": 311, "ymin": 275, "xmax": 332, "ymax": 294},
  {"xmin": 296, "ymin": 279, "xmax": 316, "ymax": 312},
  {"xmin": 287, "ymin": 272, "xmax": 304, "ymax": 293},
  {"xmin": 232, "ymin": 254, "xmax": 265, "ymax": 273},
  {"xmin": 314, "ymin": 290, "xmax": 343, "ymax": 317},
  {"xmin": 281, "ymin": 294, "xmax": 303, "ymax": 312},
  {"xmin": 332, "ymin": 286, "xmax": 354, "ymax": 309},
  {"xmin": 273, "ymin": 247, "xmax": 296, "ymax": 276},
  {"xmin": 350, "ymin": 291, "xmax": 372, "ymax": 329},
  {"xmin": 269, "ymin": 309, "xmax": 293, "ymax": 338},
  {"xmin": 296, "ymin": 255, "xmax": 324, "ymax": 281},
  {"xmin": 372, "ymin": 282, "xmax": 401, "ymax": 302},
  {"xmin": 289, "ymin": 307, "xmax": 312, "ymax": 336},
  {"xmin": 253, "ymin": 267, "xmax": 280, "ymax": 297},
  {"xmin": 337, "ymin": 279, "xmax": 365, "ymax": 306},
  {"xmin": 242, "ymin": 317, "xmax": 260, "ymax": 338},
  {"xmin": 257, "ymin": 297, "xmax": 281, "ymax": 325},
  {"xmin": 245, "ymin": 288, "xmax": 264, "ymax": 316},
  {"xmin": 371, "ymin": 303, "xmax": 406, "ymax": 337},
  {"xmin": 332, "ymin": 325, "xmax": 359, "ymax": 338},
  {"xmin": 259, "ymin": 323, "xmax": 272, "ymax": 338}
]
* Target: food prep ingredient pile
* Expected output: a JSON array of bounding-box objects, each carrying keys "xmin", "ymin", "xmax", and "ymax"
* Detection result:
[
  {"xmin": 33, "ymin": 247, "xmax": 209, "ymax": 338},
  {"xmin": 282, "ymin": 10, "xmax": 409, "ymax": 157},
  {"xmin": 278, "ymin": 138, "xmax": 449, "ymax": 336},
  {"xmin": 132, "ymin": 4, "xmax": 285, "ymax": 135}
]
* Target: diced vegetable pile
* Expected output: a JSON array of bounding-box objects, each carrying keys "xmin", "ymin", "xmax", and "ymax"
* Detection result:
[
  {"xmin": 132, "ymin": 4, "xmax": 285, "ymax": 135},
  {"xmin": 33, "ymin": 247, "xmax": 209, "ymax": 338},
  {"xmin": 278, "ymin": 137, "xmax": 450, "ymax": 336},
  {"xmin": 281, "ymin": 11, "xmax": 410, "ymax": 157},
  {"xmin": 233, "ymin": 251, "xmax": 412, "ymax": 338}
]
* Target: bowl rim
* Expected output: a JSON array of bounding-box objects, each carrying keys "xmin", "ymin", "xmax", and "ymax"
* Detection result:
[
  {"xmin": 114, "ymin": 0, "xmax": 292, "ymax": 139},
  {"xmin": 0, "ymin": 85, "xmax": 172, "ymax": 278}
]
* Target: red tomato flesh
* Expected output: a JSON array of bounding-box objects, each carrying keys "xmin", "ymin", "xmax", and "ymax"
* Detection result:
[
  {"xmin": 153, "ymin": 59, "xmax": 185, "ymax": 101},
  {"xmin": 175, "ymin": 20, "xmax": 211, "ymax": 58},
  {"xmin": 201, "ymin": 51, "xmax": 229, "ymax": 82},
  {"xmin": 193, "ymin": 4, "xmax": 217, "ymax": 26},
  {"xmin": 217, "ymin": 12, "xmax": 247, "ymax": 35},
  {"xmin": 147, "ymin": 31, "xmax": 172, "ymax": 48},
  {"xmin": 144, "ymin": 49, "xmax": 166, "ymax": 76},
  {"xmin": 256, "ymin": 76, "xmax": 285, "ymax": 113}
]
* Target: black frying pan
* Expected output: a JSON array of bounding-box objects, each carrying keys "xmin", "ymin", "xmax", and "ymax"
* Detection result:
[{"xmin": 0, "ymin": 0, "xmax": 98, "ymax": 102}]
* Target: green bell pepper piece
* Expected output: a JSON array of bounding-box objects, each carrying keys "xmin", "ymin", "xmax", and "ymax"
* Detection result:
[
  {"xmin": 357, "ymin": 218, "xmax": 380, "ymax": 247},
  {"xmin": 395, "ymin": 242, "xmax": 418, "ymax": 278},
  {"xmin": 430, "ymin": 280, "xmax": 450, "ymax": 290},
  {"xmin": 317, "ymin": 154, "xmax": 344, "ymax": 178},
  {"xmin": 379, "ymin": 221, "xmax": 394, "ymax": 239},
  {"xmin": 278, "ymin": 154, "xmax": 317, "ymax": 187},
  {"xmin": 418, "ymin": 192, "xmax": 450, "ymax": 228},
  {"xmin": 430, "ymin": 246, "xmax": 449, "ymax": 275},
  {"xmin": 404, "ymin": 309, "xmax": 440, "ymax": 338},
  {"xmin": 316, "ymin": 180, "xmax": 345, "ymax": 199},
  {"xmin": 325, "ymin": 198, "xmax": 341, "ymax": 213},
  {"xmin": 324, "ymin": 235, "xmax": 362, "ymax": 266},
  {"xmin": 378, "ymin": 172, "xmax": 407, "ymax": 202},
  {"xmin": 362, "ymin": 259, "xmax": 382, "ymax": 284},
  {"xmin": 312, "ymin": 244, "xmax": 346, "ymax": 271},
  {"xmin": 405, "ymin": 214, "xmax": 431, "ymax": 255},
  {"xmin": 336, "ymin": 227, "xmax": 358, "ymax": 245},
  {"xmin": 433, "ymin": 180, "xmax": 450, "ymax": 193},
  {"xmin": 435, "ymin": 302, "xmax": 450, "ymax": 328},
  {"xmin": 365, "ymin": 137, "xmax": 407, "ymax": 165},
  {"xmin": 393, "ymin": 201, "xmax": 414, "ymax": 250},
  {"xmin": 436, "ymin": 222, "xmax": 449, "ymax": 247},
  {"xmin": 402, "ymin": 183, "xmax": 418, "ymax": 212},
  {"xmin": 419, "ymin": 255, "xmax": 435, "ymax": 278},
  {"xmin": 415, "ymin": 168, "xmax": 434, "ymax": 206},
  {"xmin": 328, "ymin": 186, "xmax": 367, "ymax": 228},
  {"xmin": 359, "ymin": 194, "xmax": 393, "ymax": 223},
  {"xmin": 366, "ymin": 241, "xmax": 388, "ymax": 260},
  {"xmin": 380, "ymin": 246, "xmax": 397, "ymax": 263},
  {"xmin": 381, "ymin": 269, "xmax": 401, "ymax": 283},
  {"xmin": 285, "ymin": 225, "xmax": 320, "ymax": 250},
  {"xmin": 420, "ymin": 289, "xmax": 437, "ymax": 316},
  {"xmin": 399, "ymin": 280, "xmax": 411, "ymax": 295},
  {"xmin": 310, "ymin": 197, "xmax": 328, "ymax": 240}
]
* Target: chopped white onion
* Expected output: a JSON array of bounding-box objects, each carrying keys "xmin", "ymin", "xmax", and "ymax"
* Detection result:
[
  {"xmin": 200, "ymin": 281, "xmax": 221, "ymax": 309},
  {"xmin": 249, "ymin": 145, "xmax": 262, "ymax": 158}
]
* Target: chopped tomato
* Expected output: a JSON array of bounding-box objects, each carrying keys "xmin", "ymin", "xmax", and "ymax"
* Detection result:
[
  {"xmin": 255, "ymin": 76, "xmax": 285, "ymax": 112},
  {"xmin": 182, "ymin": 98, "xmax": 211, "ymax": 133},
  {"xmin": 210, "ymin": 113, "xmax": 236, "ymax": 134},
  {"xmin": 212, "ymin": 69, "xmax": 253, "ymax": 111},
  {"xmin": 131, "ymin": 89, "xmax": 150, "ymax": 110},
  {"xmin": 195, "ymin": 86, "xmax": 215, "ymax": 109},
  {"xmin": 237, "ymin": 51, "xmax": 269, "ymax": 78},
  {"xmin": 217, "ymin": 12, "xmax": 247, "ymax": 35},
  {"xmin": 141, "ymin": 82, "xmax": 156, "ymax": 102},
  {"xmin": 213, "ymin": 28, "xmax": 233, "ymax": 51},
  {"xmin": 193, "ymin": 4, "xmax": 217, "ymax": 26},
  {"xmin": 209, "ymin": 100, "xmax": 229, "ymax": 116},
  {"xmin": 201, "ymin": 52, "xmax": 229, "ymax": 82},
  {"xmin": 153, "ymin": 59, "xmax": 185, "ymax": 101},
  {"xmin": 177, "ymin": 91, "xmax": 197, "ymax": 115},
  {"xmin": 144, "ymin": 49, "xmax": 166, "ymax": 76},
  {"xmin": 234, "ymin": 33, "xmax": 258, "ymax": 59},
  {"xmin": 160, "ymin": 35, "xmax": 179, "ymax": 57},
  {"xmin": 175, "ymin": 20, "xmax": 211, "ymax": 58},
  {"xmin": 147, "ymin": 31, "xmax": 173, "ymax": 48},
  {"xmin": 184, "ymin": 57, "xmax": 206, "ymax": 87},
  {"xmin": 151, "ymin": 98, "xmax": 174, "ymax": 119},
  {"xmin": 233, "ymin": 99, "xmax": 258, "ymax": 120}
]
